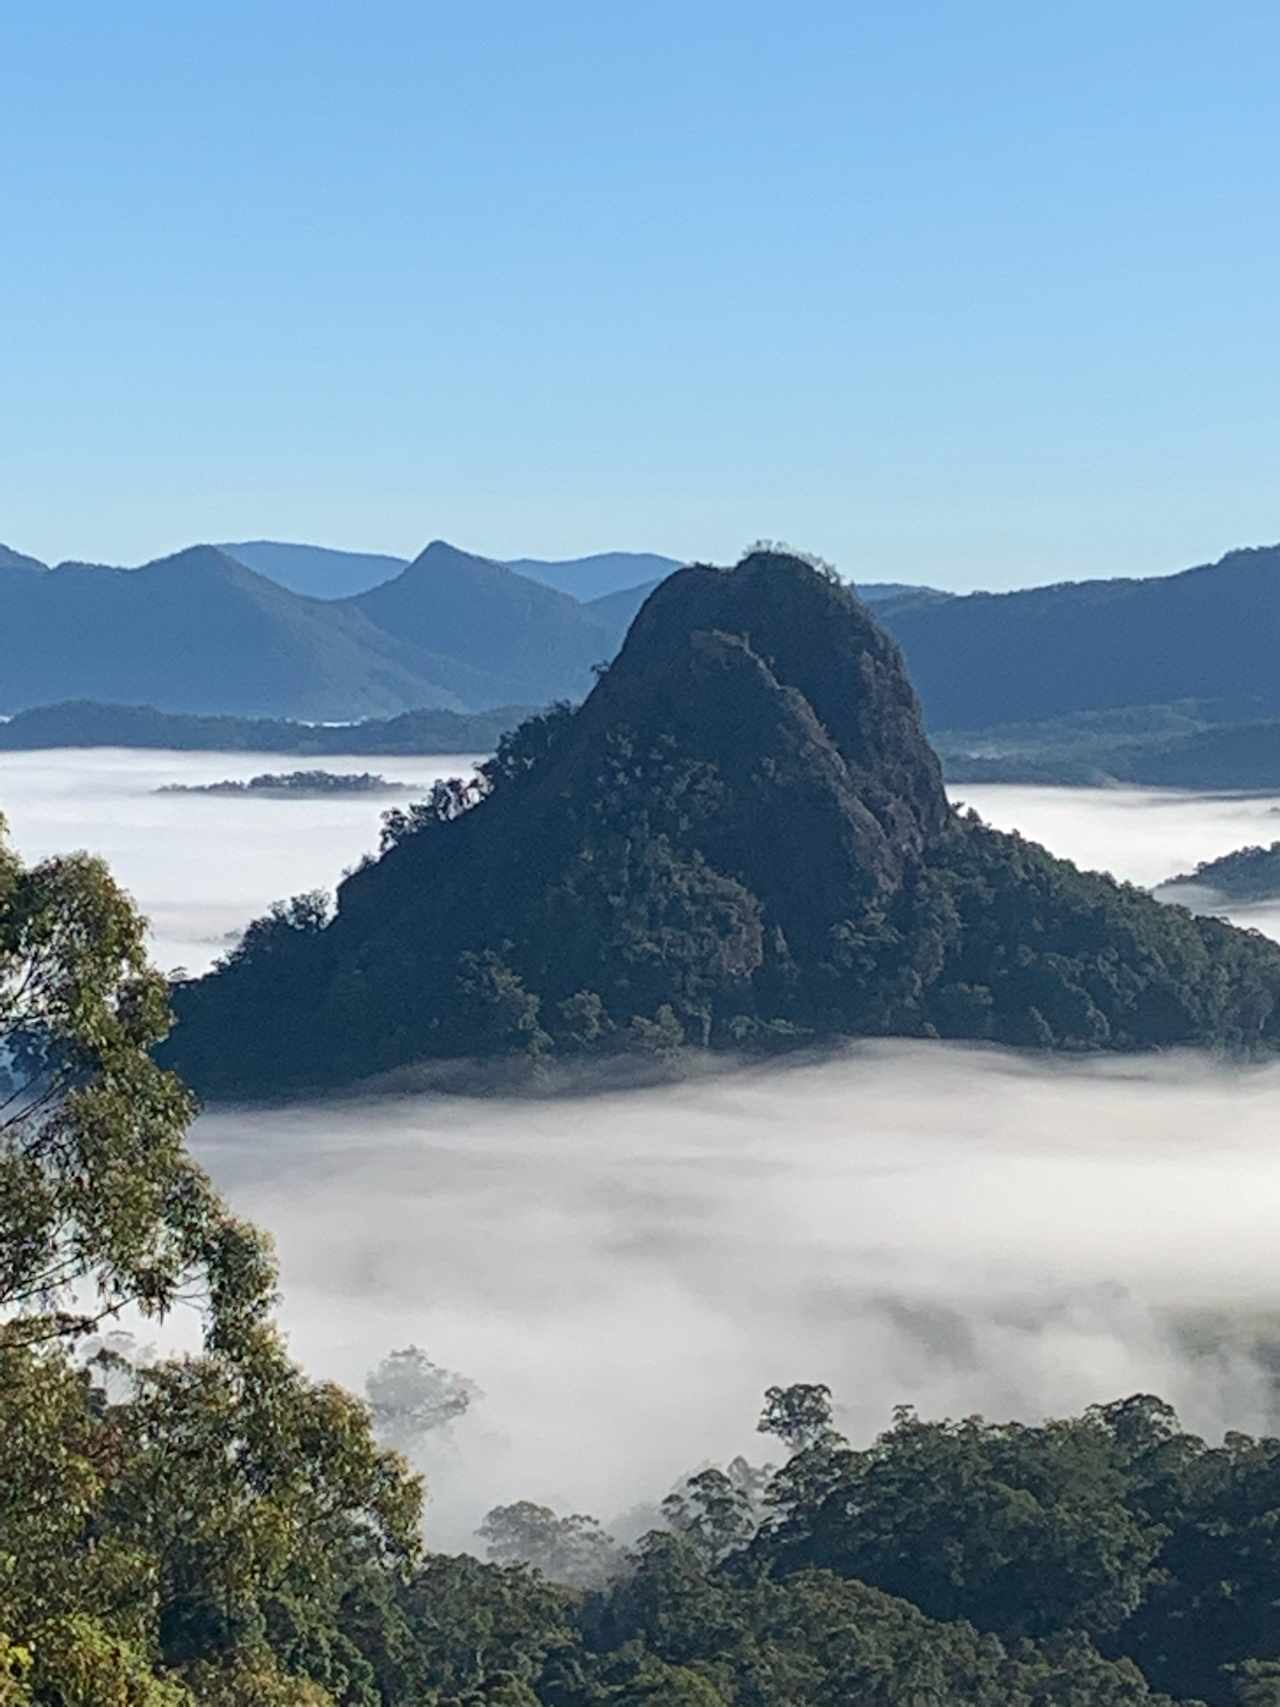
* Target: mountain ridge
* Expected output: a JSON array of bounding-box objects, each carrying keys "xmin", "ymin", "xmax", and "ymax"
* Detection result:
[
  {"xmin": 880, "ymin": 541, "xmax": 1280, "ymax": 727},
  {"xmin": 348, "ymin": 540, "xmax": 616, "ymax": 707},
  {"xmin": 0, "ymin": 540, "xmax": 632, "ymax": 717}
]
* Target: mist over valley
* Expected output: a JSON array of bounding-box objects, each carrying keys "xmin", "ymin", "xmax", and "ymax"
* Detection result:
[{"xmin": 6, "ymin": 741, "xmax": 1280, "ymax": 1554}]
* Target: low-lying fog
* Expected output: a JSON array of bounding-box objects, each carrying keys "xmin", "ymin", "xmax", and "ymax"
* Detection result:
[
  {"xmin": 195, "ymin": 1047, "xmax": 1280, "ymax": 1549},
  {"xmin": 6, "ymin": 751, "xmax": 1280, "ymax": 1550}
]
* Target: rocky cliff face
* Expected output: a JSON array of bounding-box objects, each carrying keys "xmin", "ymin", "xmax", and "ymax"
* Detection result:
[{"xmin": 166, "ymin": 552, "xmax": 1280, "ymax": 1098}]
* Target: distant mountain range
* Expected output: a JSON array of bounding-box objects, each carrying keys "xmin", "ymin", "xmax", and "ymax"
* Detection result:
[
  {"xmin": 218, "ymin": 541, "xmax": 411, "ymax": 600},
  {"xmin": 0, "ymin": 539, "xmax": 652, "ymax": 718},
  {"xmin": 0, "ymin": 531, "xmax": 935, "ymax": 721},
  {"xmin": 6, "ymin": 531, "xmax": 1280, "ymax": 737},
  {"xmin": 219, "ymin": 540, "xmax": 685, "ymax": 602},
  {"xmin": 877, "ymin": 545, "xmax": 1280, "ymax": 728}
]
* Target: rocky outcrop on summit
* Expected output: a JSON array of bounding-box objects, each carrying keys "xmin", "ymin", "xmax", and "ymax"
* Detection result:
[{"xmin": 165, "ymin": 552, "xmax": 1280, "ymax": 1099}]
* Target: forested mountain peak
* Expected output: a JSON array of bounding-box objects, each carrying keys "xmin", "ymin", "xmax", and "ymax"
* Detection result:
[{"xmin": 166, "ymin": 551, "xmax": 1280, "ymax": 1097}]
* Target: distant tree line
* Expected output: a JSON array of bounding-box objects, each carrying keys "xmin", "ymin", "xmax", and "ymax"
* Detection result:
[
  {"xmin": 158, "ymin": 770, "xmax": 410, "ymax": 797},
  {"xmin": 0, "ymin": 699, "xmax": 533, "ymax": 755}
]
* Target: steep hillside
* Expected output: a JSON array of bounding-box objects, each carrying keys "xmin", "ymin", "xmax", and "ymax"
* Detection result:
[
  {"xmin": 0, "ymin": 546, "xmax": 509, "ymax": 719},
  {"xmin": 882, "ymin": 544, "xmax": 1280, "ymax": 728},
  {"xmin": 351, "ymin": 540, "xmax": 622, "ymax": 705},
  {"xmin": 167, "ymin": 552, "xmax": 1280, "ymax": 1098}
]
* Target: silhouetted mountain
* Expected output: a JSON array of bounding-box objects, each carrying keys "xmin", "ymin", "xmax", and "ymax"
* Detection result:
[
  {"xmin": 0, "ymin": 540, "xmax": 639, "ymax": 718},
  {"xmin": 504, "ymin": 550, "xmax": 681, "ymax": 600},
  {"xmin": 220, "ymin": 539, "xmax": 682, "ymax": 603},
  {"xmin": 0, "ymin": 543, "xmax": 46, "ymax": 572},
  {"xmin": 167, "ymin": 552, "xmax": 1280, "ymax": 1099},
  {"xmin": 881, "ymin": 544, "xmax": 1280, "ymax": 728},
  {"xmin": 350, "ymin": 540, "xmax": 619, "ymax": 706},
  {"xmin": 220, "ymin": 539, "xmax": 408, "ymax": 598},
  {"xmin": 0, "ymin": 546, "xmax": 509, "ymax": 719}
]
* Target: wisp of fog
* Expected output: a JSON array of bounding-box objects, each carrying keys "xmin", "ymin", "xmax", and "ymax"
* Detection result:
[{"xmin": 6, "ymin": 750, "xmax": 1280, "ymax": 1552}]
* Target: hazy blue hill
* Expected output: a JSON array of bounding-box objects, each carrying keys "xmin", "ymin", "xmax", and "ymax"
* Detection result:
[
  {"xmin": 351, "ymin": 539, "xmax": 620, "ymax": 705},
  {"xmin": 220, "ymin": 539, "xmax": 409, "ymax": 598},
  {"xmin": 503, "ymin": 549, "xmax": 681, "ymax": 600},
  {"xmin": 0, "ymin": 545, "xmax": 511, "ymax": 719},
  {"xmin": 881, "ymin": 543, "xmax": 1280, "ymax": 728},
  {"xmin": 0, "ymin": 699, "xmax": 531, "ymax": 753},
  {"xmin": 585, "ymin": 575, "xmax": 666, "ymax": 632},
  {"xmin": 0, "ymin": 543, "xmax": 46, "ymax": 572}
]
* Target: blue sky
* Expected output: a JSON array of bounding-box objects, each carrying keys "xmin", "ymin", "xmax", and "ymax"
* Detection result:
[{"xmin": 3, "ymin": 1, "xmax": 1278, "ymax": 589}]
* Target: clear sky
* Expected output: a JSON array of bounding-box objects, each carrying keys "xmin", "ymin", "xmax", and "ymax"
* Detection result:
[{"xmin": 3, "ymin": 1, "xmax": 1279, "ymax": 589}]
